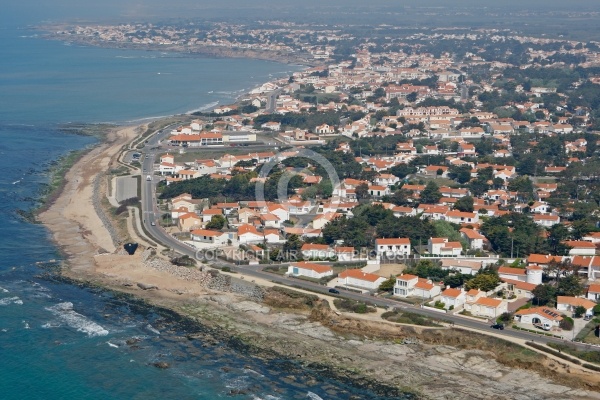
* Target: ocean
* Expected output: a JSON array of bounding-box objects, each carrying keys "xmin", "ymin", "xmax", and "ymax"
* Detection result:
[{"xmin": 0, "ymin": 26, "xmax": 407, "ymax": 399}]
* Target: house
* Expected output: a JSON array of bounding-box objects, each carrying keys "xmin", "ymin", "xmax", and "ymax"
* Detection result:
[
  {"xmin": 466, "ymin": 297, "xmax": 508, "ymax": 319},
  {"xmin": 440, "ymin": 288, "xmax": 466, "ymax": 309},
  {"xmin": 445, "ymin": 210, "xmax": 478, "ymax": 225},
  {"xmin": 368, "ymin": 185, "xmax": 390, "ymax": 198},
  {"xmin": 311, "ymin": 212, "xmax": 340, "ymax": 230},
  {"xmin": 503, "ymin": 279, "xmax": 536, "ymax": 299},
  {"xmin": 201, "ymin": 207, "xmax": 223, "ymax": 224},
  {"xmin": 287, "ymin": 261, "xmax": 333, "ymax": 279},
  {"xmin": 532, "ymin": 214, "xmax": 560, "ymax": 228},
  {"xmin": 335, "ymin": 246, "xmax": 356, "ymax": 262},
  {"xmin": 237, "ymin": 224, "xmax": 264, "ymax": 244},
  {"xmin": 440, "ymin": 259, "xmax": 482, "ymax": 275},
  {"xmin": 514, "ymin": 307, "xmax": 563, "ymax": 328},
  {"xmin": 428, "ymin": 238, "xmax": 462, "ymax": 256},
  {"xmin": 338, "ymin": 269, "xmax": 386, "ymax": 291},
  {"xmin": 375, "ymin": 238, "xmax": 411, "ymax": 258},
  {"xmin": 460, "ymin": 228, "xmax": 486, "ymax": 250},
  {"xmin": 178, "ymin": 212, "xmax": 203, "ymax": 232},
  {"xmin": 190, "ymin": 229, "xmax": 229, "ymax": 246},
  {"xmin": 564, "ymin": 241, "xmax": 597, "ymax": 256},
  {"xmin": 392, "ymin": 273, "xmax": 441, "ymax": 299},
  {"xmin": 263, "ymin": 228, "xmax": 282, "ymax": 244},
  {"xmin": 556, "ymin": 296, "xmax": 596, "ymax": 315},
  {"xmin": 582, "ymin": 232, "xmax": 600, "ymax": 244},
  {"xmin": 413, "ymin": 278, "xmax": 441, "ymax": 299},
  {"xmin": 301, "ymin": 243, "xmax": 334, "ymax": 259},
  {"xmin": 498, "ymin": 266, "xmax": 527, "ymax": 283},
  {"xmin": 587, "ymin": 284, "xmax": 600, "ymax": 302}
]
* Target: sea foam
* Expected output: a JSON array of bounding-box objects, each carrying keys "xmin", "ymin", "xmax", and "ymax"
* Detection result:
[
  {"xmin": 45, "ymin": 302, "xmax": 109, "ymax": 337},
  {"xmin": 0, "ymin": 296, "xmax": 23, "ymax": 306}
]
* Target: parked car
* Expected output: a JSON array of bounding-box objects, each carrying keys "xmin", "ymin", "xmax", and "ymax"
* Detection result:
[
  {"xmin": 328, "ymin": 288, "xmax": 340, "ymax": 294},
  {"xmin": 490, "ymin": 323, "xmax": 504, "ymax": 330}
]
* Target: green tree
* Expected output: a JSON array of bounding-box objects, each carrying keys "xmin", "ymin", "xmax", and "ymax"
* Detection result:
[
  {"xmin": 557, "ymin": 274, "xmax": 584, "ymax": 297},
  {"xmin": 378, "ymin": 275, "xmax": 396, "ymax": 292},
  {"xmin": 420, "ymin": 181, "xmax": 442, "ymax": 204},
  {"xmin": 206, "ymin": 214, "xmax": 226, "ymax": 230},
  {"xmin": 465, "ymin": 269, "xmax": 500, "ymax": 292},
  {"xmin": 448, "ymin": 165, "xmax": 472, "ymax": 184},
  {"xmin": 532, "ymin": 284, "xmax": 556, "ymax": 306},
  {"xmin": 573, "ymin": 305, "xmax": 587, "ymax": 318},
  {"xmin": 355, "ymin": 183, "xmax": 370, "ymax": 201},
  {"xmin": 454, "ymin": 196, "xmax": 474, "ymax": 212},
  {"xmin": 444, "ymin": 274, "xmax": 464, "ymax": 288}
]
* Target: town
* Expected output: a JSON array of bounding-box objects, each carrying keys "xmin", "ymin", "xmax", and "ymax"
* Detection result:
[{"xmin": 70, "ymin": 19, "xmax": 600, "ymax": 347}]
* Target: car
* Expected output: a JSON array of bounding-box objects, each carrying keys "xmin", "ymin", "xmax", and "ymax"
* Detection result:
[
  {"xmin": 328, "ymin": 288, "xmax": 340, "ymax": 294},
  {"xmin": 490, "ymin": 323, "xmax": 504, "ymax": 330},
  {"xmin": 150, "ymin": 222, "xmax": 156, "ymax": 226}
]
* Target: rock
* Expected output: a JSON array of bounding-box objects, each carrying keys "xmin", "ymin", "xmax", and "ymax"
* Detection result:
[
  {"xmin": 137, "ymin": 282, "xmax": 158, "ymax": 290},
  {"xmin": 152, "ymin": 362, "xmax": 170, "ymax": 369},
  {"xmin": 230, "ymin": 301, "xmax": 270, "ymax": 314}
]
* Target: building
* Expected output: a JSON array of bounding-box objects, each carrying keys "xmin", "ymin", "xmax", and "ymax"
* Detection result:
[
  {"xmin": 393, "ymin": 274, "xmax": 440, "ymax": 299},
  {"xmin": 287, "ymin": 261, "xmax": 333, "ymax": 279},
  {"xmin": 564, "ymin": 241, "xmax": 597, "ymax": 256},
  {"xmin": 472, "ymin": 297, "xmax": 507, "ymax": 318},
  {"xmin": 190, "ymin": 229, "xmax": 229, "ymax": 246},
  {"xmin": 301, "ymin": 243, "xmax": 334, "ymax": 259},
  {"xmin": 440, "ymin": 259, "xmax": 482, "ymax": 275},
  {"xmin": 514, "ymin": 307, "xmax": 563, "ymax": 328},
  {"xmin": 338, "ymin": 269, "xmax": 386, "ymax": 291},
  {"xmin": 428, "ymin": 238, "xmax": 462, "ymax": 256},
  {"xmin": 440, "ymin": 288, "xmax": 466, "ymax": 309},
  {"xmin": 459, "ymin": 228, "xmax": 486, "ymax": 250},
  {"xmin": 556, "ymin": 296, "xmax": 596, "ymax": 315},
  {"xmin": 587, "ymin": 284, "xmax": 600, "ymax": 302},
  {"xmin": 375, "ymin": 238, "xmax": 411, "ymax": 258}
]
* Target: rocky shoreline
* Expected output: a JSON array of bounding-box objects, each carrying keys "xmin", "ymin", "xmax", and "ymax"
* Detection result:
[{"xmin": 38, "ymin": 29, "xmax": 317, "ymax": 67}]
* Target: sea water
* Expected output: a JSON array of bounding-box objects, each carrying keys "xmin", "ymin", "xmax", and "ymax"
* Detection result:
[{"xmin": 0, "ymin": 26, "xmax": 410, "ymax": 399}]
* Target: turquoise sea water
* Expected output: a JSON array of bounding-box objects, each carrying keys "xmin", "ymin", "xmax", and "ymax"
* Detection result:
[{"xmin": 0, "ymin": 27, "xmax": 409, "ymax": 399}]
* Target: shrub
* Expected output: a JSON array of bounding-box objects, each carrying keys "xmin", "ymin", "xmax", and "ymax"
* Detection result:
[
  {"xmin": 221, "ymin": 266, "xmax": 231, "ymax": 272},
  {"xmin": 560, "ymin": 317, "xmax": 574, "ymax": 331},
  {"xmin": 594, "ymin": 304, "xmax": 600, "ymax": 315},
  {"xmin": 449, "ymin": 305, "xmax": 454, "ymax": 310}
]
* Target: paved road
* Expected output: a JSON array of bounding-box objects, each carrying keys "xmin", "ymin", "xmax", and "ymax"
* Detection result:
[
  {"xmin": 265, "ymin": 88, "xmax": 282, "ymax": 113},
  {"xmin": 138, "ymin": 125, "xmax": 597, "ymax": 352}
]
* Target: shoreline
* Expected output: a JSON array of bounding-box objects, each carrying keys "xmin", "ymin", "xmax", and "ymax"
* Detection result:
[{"xmin": 36, "ymin": 120, "xmax": 600, "ymax": 400}]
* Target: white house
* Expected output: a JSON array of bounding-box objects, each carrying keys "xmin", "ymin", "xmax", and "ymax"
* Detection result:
[
  {"xmin": 190, "ymin": 229, "xmax": 229, "ymax": 246},
  {"xmin": 440, "ymin": 288, "xmax": 466, "ymax": 310},
  {"xmin": 514, "ymin": 307, "xmax": 563, "ymax": 328},
  {"xmin": 376, "ymin": 238, "xmax": 411, "ymax": 258},
  {"xmin": 532, "ymin": 214, "xmax": 560, "ymax": 228},
  {"xmin": 564, "ymin": 241, "xmax": 597, "ymax": 256},
  {"xmin": 413, "ymin": 278, "xmax": 441, "ymax": 299},
  {"xmin": 428, "ymin": 238, "xmax": 462, "ymax": 256},
  {"xmin": 335, "ymin": 246, "xmax": 356, "ymax": 262},
  {"xmin": 444, "ymin": 210, "xmax": 478, "ymax": 225},
  {"xmin": 588, "ymin": 284, "xmax": 600, "ymax": 302},
  {"xmin": 287, "ymin": 261, "xmax": 333, "ymax": 279},
  {"xmin": 440, "ymin": 259, "xmax": 482, "ymax": 275},
  {"xmin": 338, "ymin": 269, "xmax": 386, "ymax": 291},
  {"xmin": 556, "ymin": 296, "xmax": 596, "ymax": 315},
  {"xmin": 459, "ymin": 228, "xmax": 486, "ymax": 250},
  {"xmin": 301, "ymin": 243, "xmax": 334, "ymax": 259},
  {"xmin": 237, "ymin": 224, "xmax": 264, "ymax": 244},
  {"xmin": 498, "ymin": 266, "xmax": 527, "ymax": 283},
  {"xmin": 465, "ymin": 296, "xmax": 508, "ymax": 319}
]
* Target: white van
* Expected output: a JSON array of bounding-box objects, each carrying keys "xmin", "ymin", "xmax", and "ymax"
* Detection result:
[{"xmin": 146, "ymin": 175, "xmax": 152, "ymax": 181}]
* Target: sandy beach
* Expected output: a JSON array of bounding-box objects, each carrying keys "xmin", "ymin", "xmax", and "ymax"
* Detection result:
[{"xmin": 38, "ymin": 124, "xmax": 600, "ymax": 400}]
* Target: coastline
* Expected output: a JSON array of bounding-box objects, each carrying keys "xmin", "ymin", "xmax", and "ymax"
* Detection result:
[{"xmin": 36, "ymin": 119, "xmax": 600, "ymax": 400}]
